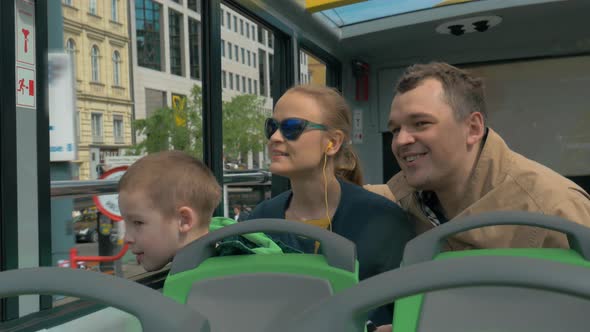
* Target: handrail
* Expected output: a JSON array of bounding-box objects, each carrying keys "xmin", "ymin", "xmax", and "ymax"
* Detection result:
[
  {"xmin": 51, "ymin": 170, "xmax": 272, "ymax": 199},
  {"xmin": 69, "ymin": 244, "xmax": 129, "ymax": 271}
]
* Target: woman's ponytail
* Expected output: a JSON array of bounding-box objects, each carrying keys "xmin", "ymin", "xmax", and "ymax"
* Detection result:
[{"xmin": 334, "ymin": 144, "xmax": 363, "ymax": 186}]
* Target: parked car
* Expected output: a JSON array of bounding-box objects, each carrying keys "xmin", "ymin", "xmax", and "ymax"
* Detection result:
[{"xmin": 73, "ymin": 210, "xmax": 98, "ymax": 243}]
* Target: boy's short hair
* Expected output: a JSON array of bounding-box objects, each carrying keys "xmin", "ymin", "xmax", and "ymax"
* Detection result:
[{"xmin": 118, "ymin": 151, "xmax": 222, "ymax": 220}]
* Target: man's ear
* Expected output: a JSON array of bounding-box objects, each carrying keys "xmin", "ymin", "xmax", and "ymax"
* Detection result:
[
  {"xmin": 177, "ymin": 206, "xmax": 199, "ymax": 233},
  {"xmin": 466, "ymin": 112, "xmax": 485, "ymax": 146}
]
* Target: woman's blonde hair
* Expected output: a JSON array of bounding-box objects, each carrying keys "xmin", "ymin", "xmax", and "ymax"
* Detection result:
[{"xmin": 285, "ymin": 85, "xmax": 363, "ymax": 185}]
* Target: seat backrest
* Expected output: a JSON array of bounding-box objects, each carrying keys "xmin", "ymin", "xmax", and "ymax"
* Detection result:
[
  {"xmin": 394, "ymin": 211, "xmax": 590, "ymax": 332},
  {"xmin": 163, "ymin": 219, "xmax": 359, "ymax": 330},
  {"xmin": 280, "ymin": 255, "xmax": 590, "ymax": 332},
  {"xmin": 186, "ymin": 273, "xmax": 333, "ymax": 331},
  {"xmin": 0, "ymin": 267, "xmax": 209, "ymax": 332}
]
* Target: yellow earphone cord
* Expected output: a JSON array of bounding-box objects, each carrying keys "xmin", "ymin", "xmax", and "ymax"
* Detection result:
[
  {"xmin": 323, "ymin": 147, "xmax": 332, "ymax": 232},
  {"xmin": 309, "ymin": 143, "xmax": 333, "ymax": 254}
]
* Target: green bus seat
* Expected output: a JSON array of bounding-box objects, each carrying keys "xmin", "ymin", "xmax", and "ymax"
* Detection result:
[
  {"xmin": 281, "ymin": 255, "xmax": 590, "ymax": 332},
  {"xmin": 394, "ymin": 211, "xmax": 590, "ymax": 332},
  {"xmin": 163, "ymin": 218, "xmax": 359, "ymax": 332}
]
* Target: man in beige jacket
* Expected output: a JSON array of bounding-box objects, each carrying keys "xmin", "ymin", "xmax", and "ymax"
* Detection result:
[
  {"xmin": 369, "ymin": 62, "xmax": 590, "ymax": 332},
  {"xmin": 366, "ymin": 62, "xmax": 590, "ymax": 251}
]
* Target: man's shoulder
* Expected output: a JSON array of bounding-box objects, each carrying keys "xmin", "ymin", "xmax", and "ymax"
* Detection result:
[
  {"xmin": 364, "ymin": 172, "xmax": 415, "ymax": 203},
  {"xmin": 505, "ymin": 150, "xmax": 589, "ymax": 203}
]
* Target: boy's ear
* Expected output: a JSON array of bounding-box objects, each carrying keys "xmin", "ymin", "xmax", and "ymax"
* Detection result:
[{"xmin": 177, "ymin": 206, "xmax": 199, "ymax": 233}]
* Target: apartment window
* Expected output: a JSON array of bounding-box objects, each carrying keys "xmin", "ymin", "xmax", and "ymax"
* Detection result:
[
  {"xmin": 113, "ymin": 115, "xmax": 124, "ymax": 143},
  {"xmin": 65, "ymin": 38, "xmax": 76, "ymax": 72},
  {"xmin": 75, "ymin": 112, "xmax": 80, "ymax": 140},
  {"xmin": 242, "ymin": 76, "xmax": 246, "ymax": 93},
  {"xmin": 240, "ymin": 19, "xmax": 244, "ymax": 35},
  {"xmin": 247, "ymin": 51, "xmax": 251, "ymax": 66},
  {"xmin": 258, "ymin": 26, "xmax": 264, "ymax": 43},
  {"xmin": 258, "ymin": 49, "xmax": 266, "ymax": 96},
  {"xmin": 268, "ymin": 34, "xmax": 273, "ymax": 48},
  {"xmin": 234, "ymin": 45, "xmax": 238, "ymax": 62},
  {"xmin": 226, "ymin": 12, "xmax": 231, "ymax": 29},
  {"xmin": 221, "ymin": 39, "xmax": 225, "ymax": 57},
  {"xmin": 189, "ymin": 18, "xmax": 200, "ymax": 79},
  {"xmin": 169, "ymin": 10, "xmax": 183, "ymax": 76},
  {"xmin": 248, "ymin": 78, "xmax": 252, "ymax": 94},
  {"xmin": 253, "ymin": 53, "xmax": 256, "ymax": 68},
  {"xmin": 229, "ymin": 73, "xmax": 234, "ymax": 90},
  {"xmin": 233, "ymin": 16, "xmax": 237, "ymax": 32},
  {"xmin": 220, "ymin": 9, "xmax": 224, "ymax": 25},
  {"xmin": 188, "ymin": 0, "xmax": 199, "ymax": 12},
  {"xmin": 89, "ymin": 0, "xmax": 97, "ymax": 15},
  {"xmin": 236, "ymin": 74, "xmax": 240, "ymax": 91},
  {"xmin": 91, "ymin": 45, "xmax": 100, "ymax": 81},
  {"xmin": 254, "ymin": 80, "xmax": 257, "ymax": 95},
  {"xmin": 111, "ymin": 0, "xmax": 118, "ymax": 21},
  {"xmin": 222, "ymin": 70, "xmax": 227, "ymax": 88},
  {"xmin": 91, "ymin": 113, "xmax": 103, "ymax": 142},
  {"xmin": 145, "ymin": 88, "xmax": 166, "ymax": 117},
  {"xmin": 246, "ymin": 22, "xmax": 250, "ymax": 38},
  {"xmin": 112, "ymin": 50, "xmax": 121, "ymax": 86},
  {"xmin": 136, "ymin": 0, "xmax": 162, "ymax": 71},
  {"xmin": 269, "ymin": 53, "xmax": 274, "ymax": 96},
  {"xmin": 251, "ymin": 25, "xmax": 255, "ymax": 41},
  {"xmin": 228, "ymin": 42, "xmax": 232, "ymax": 60}
]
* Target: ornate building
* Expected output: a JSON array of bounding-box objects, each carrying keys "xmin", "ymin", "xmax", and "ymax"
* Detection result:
[{"xmin": 62, "ymin": 0, "xmax": 133, "ymax": 179}]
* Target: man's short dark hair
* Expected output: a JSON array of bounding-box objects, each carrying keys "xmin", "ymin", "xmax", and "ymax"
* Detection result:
[{"xmin": 396, "ymin": 62, "xmax": 487, "ymax": 121}]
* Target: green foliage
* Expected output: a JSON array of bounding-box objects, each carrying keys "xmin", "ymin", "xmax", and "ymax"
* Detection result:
[
  {"xmin": 222, "ymin": 94, "xmax": 268, "ymax": 159},
  {"xmin": 127, "ymin": 84, "xmax": 268, "ymax": 164}
]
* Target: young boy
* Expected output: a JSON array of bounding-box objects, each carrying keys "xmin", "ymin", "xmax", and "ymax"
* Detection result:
[{"xmin": 118, "ymin": 150, "xmax": 281, "ymax": 272}]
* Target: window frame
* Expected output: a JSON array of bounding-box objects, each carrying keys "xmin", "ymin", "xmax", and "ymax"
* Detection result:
[
  {"xmin": 112, "ymin": 50, "xmax": 121, "ymax": 86},
  {"xmin": 113, "ymin": 115, "xmax": 124, "ymax": 143},
  {"xmin": 89, "ymin": 0, "xmax": 97, "ymax": 15},
  {"xmin": 168, "ymin": 9, "xmax": 184, "ymax": 77},
  {"xmin": 65, "ymin": 38, "xmax": 76, "ymax": 74},
  {"xmin": 136, "ymin": 0, "xmax": 163, "ymax": 71},
  {"xmin": 90, "ymin": 45, "xmax": 100, "ymax": 82},
  {"xmin": 111, "ymin": 0, "xmax": 118, "ymax": 21},
  {"xmin": 91, "ymin": 112, "xmax": 103, "ymax": 143},
  {"xmin": 188, "ymin": 17, "xmax": 201, "ymax": 79}
]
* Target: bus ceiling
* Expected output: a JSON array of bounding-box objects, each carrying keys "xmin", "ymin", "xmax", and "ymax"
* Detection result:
[{"xmin": 257, "ymin": 0, "xmax": 590, "ymax": 65}]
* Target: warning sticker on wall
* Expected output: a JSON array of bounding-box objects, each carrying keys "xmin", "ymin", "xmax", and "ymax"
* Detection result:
[
  {"xmin": 16, "ymin": 66, "xmax": 36, "ymax": 109},
  {"xmin": 352, "ymin": 109, "xmax": 363, "ymax": 144},
  {"xmin": 15, "ymin": 0, "xmax": 36, "ymax": 110}
]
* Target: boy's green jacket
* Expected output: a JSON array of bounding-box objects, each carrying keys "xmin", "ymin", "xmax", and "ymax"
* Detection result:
[{"xmin": 210, "ymin": 217, "xmax": 285, "ymax": 256}]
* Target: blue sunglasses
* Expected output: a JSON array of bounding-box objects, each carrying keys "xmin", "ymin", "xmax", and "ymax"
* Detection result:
[{"xmin": 265, "ymin": 117, "xmax": 328, "ymax": 141}]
